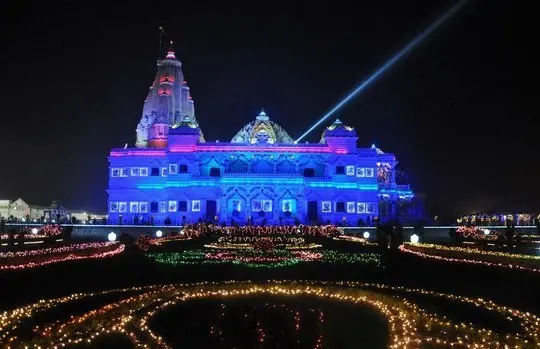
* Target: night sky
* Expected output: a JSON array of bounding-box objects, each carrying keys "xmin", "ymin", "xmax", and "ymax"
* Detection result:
[{"xmin": 0, "ymin": 1, "xmax": 520, "ymax": 218}]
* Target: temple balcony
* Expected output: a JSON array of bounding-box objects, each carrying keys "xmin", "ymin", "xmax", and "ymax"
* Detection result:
[
  {"xmin": 188, "ymin": 174, "xmax": 336, "ymax": 185},
  {"xmin": 223, "ymin": 172, "xmax": 303, "ymax": 177}
]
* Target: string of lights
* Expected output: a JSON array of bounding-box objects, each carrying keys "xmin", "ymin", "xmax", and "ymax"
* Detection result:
[
  {"xmin": 333, "ymin": 235, "xmax": 378, "ymax": 246},
  {"xmin": 519, "ymin": 235, "xmax": 540, "ymax": 244},
  {"xmin": 1, "ymin": 280, "xmax": 538, "ymax": 348},
  {"xmin": 0, "ymin": 242, "xmax": 125, "ymax": 271},
  {"xmin": 204, "ymin": 241, "xmax": 323, "ymax": 250},
  {"xmin": 151, "ymin": 235, "xmax": 192, "ymax": 245},
  {"xmin": 0, "ymin": 233, "xmax": 46, "ymax": 240},
  {"xmin": 0, "ymin": 242, "xmax": 117, "ymax": 259},
  {"xmin": 206, "ymin": 302, "xmax": 325, "ymax": 347},
  {"xmin": 179, "ymin": 224, "xmax": 342, "ymax": 237},
  {"xmin": 400, "ymin": 243, "xmax": 540, "ymax": 273},
  {"xmin": 146, "ymin": 250, "xmax": 382, "ymax": 268},
  {"xmin": 333, "ymin": 235, "xmax": 367, "ymax": 243}
]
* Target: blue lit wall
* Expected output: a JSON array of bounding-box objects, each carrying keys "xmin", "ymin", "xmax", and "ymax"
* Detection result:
[
  {"xmin": 107, "ymin": 139, "xmax": 415, "ymax": 226},
  {"xmin": 117, "ymin": 45, "xmax": 418, "ymax": 226}
]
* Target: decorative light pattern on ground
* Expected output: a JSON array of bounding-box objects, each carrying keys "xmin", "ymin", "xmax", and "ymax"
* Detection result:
[
  {"xmin": 146, "ymin": 250, "xmax": 381, "ymax": 268},
  {"xmin": 204, "ymin": 242, "xmax": 323, "ymax": 250},
  {"xmin": 400, "ymin": 243, "xmax": 540, "ymax": 273},
  {"xmin": 1, "ymin": 280, "xmax": 539, "ymax": 348},
  {"xmin": 0, "ymin": 242, "xmax": 125, "ymax": 271},
  {"xmin": 205, "ymin": 302, "xmax": 325, "ymax": 347}
]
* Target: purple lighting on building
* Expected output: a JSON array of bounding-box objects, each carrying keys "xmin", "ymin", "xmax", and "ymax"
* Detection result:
[
  {"xmin": 110, "ymin": 145, "xmax": 350, "ymax": 156},
  {"xmin": 110, "ymin": 150, "xmax": 166, "ymax": 157}
]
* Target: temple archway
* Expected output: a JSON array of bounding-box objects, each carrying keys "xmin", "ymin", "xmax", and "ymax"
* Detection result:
[{"xmin": 226, "ymin": 191, "xmax": 247, "ymax": 223}]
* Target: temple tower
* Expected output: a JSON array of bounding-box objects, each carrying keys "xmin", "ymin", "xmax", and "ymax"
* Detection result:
[{"xmin": 136, "ymin": 41, "xmax": 199, "ymax": 148}]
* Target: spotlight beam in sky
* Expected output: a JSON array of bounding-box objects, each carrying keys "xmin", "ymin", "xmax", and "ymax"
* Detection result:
[{"xmin": 295, "ymin": 0, "xmax": 471, "ymax": 143}]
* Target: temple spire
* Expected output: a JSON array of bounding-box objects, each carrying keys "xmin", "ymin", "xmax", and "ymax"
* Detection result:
[{"xmin": 136, "ymin": 40, "xmax": 199, "ymax": 148}]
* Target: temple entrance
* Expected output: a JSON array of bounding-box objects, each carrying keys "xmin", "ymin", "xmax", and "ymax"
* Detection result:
[
  {"xmin": 307, "ymin": 201, "xmax": 318, "ymax": 222},
  {"xmin": 206, "ymin": 200, "xmax": 217, "ymax": 221}
]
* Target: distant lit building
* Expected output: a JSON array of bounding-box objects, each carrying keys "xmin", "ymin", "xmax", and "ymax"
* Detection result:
[
  {"xmin": 107, "ymin": 44, "xmax": 417, "ymax": 225},
  {"xmin": 0, "ymin": 198, "xmax": 45, "ymax": 221},
  {"xmin": 0, "ymin": 200, "xmax": 11, "ymax": 219},
  {"xmin": 69, "ymin": 210, "xmax": 107, "ymax": 222},
  {"xmin": 0, "ymin": 198, "xmax": 104, "ymax": 223},
  {"xmin": 458, "ymin": 213, "xmax": 539, "ymax": 226}
]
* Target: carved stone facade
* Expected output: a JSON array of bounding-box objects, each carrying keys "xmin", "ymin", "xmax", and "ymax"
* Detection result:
[{"xmin": 108, "ymin": 47, "xmax": 416, "ymax": 226}]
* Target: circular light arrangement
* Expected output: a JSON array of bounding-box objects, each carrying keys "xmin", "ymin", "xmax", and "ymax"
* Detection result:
[
  {"xmin": 156, "ymin": 230, "xmax": 163, "ymax": 238},
  {"xmin": 363, "ymin": 231, "xmax": 370, "ymax": 239},
  {"xmin": 1, "ymin": 281, "xmax": 538, "ymax": 348},
  {"xmin": 410, "ymin": 234, "xmax": 419, "ymax": 243},
  {"xmin": 107, "ymin": 232, "xmax": 117, "ymax": 242},
  {"xmin": 31, "ymin": 227, "xmax": 38, "ymax": 235}
]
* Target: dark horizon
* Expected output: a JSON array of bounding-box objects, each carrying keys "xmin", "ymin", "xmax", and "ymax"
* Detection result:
[{"xmin": 0, "ymin": 1, "xmax": 521, "ymax": 218}]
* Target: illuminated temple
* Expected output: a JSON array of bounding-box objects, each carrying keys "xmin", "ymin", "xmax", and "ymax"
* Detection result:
[{"xmin": 107, "ymin": 44, "xmax": 418, "ymax": 225}]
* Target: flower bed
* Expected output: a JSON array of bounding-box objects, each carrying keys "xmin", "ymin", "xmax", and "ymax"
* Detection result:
[
  {"xmin": 400, "ymin": 243, "xmax": 540, "ymax": 273},
  {"xmin": 204, "ymin": 250, "xmax": 323, "ymax": 264},
  {"xmin": 454, "ymin": 226, "xmax": 540, "ymax": 245},
  {"xmin": 517, "ymin": 235, "xmax": 540, "ymax": 244},
  {"xmin": 147, "ymin": 249, "xmax": 381, "ymax": 268},
  {"xmin": 204, "ymin": 235, "xmax": 322, "ymax": 250},
  {"xmin": 0, "ymin": 233, "xmax": 47, "ymax": 240},
  {"xmin": 0, "ymin": 242, "xmax": 125, "ymax": 271}
]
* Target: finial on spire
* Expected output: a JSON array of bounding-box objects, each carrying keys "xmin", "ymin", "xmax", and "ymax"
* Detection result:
[
  {"xmin": 256, "ymin": 108, "xmax": 269, "ymax": 121},
  {"xmin": 166, "ymin": 40, "xmax": 176, "ymax": 59}
]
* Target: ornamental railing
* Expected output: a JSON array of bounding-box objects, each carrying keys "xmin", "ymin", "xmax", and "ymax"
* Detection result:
[
  {"xmin": 223, "ymin": 172, "xmax": 302, "ymax": 177},
  {"xmin": 378, "ymin": 183, "xmax": 411, "ymax": 190}
]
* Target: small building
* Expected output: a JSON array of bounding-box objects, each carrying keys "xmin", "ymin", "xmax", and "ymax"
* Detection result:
[{"xmin": 0, "ymin": 200, "xmax": 10, "ymax": 219}]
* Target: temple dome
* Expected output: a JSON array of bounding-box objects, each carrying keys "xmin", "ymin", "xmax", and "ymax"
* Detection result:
[
  {"xmin": 320, "ymin": 119, "xmax": 357, "ymax": 143},
  {"xmin": 231, "ymin": 109, "xmax": 294, "ymax": 144}
]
